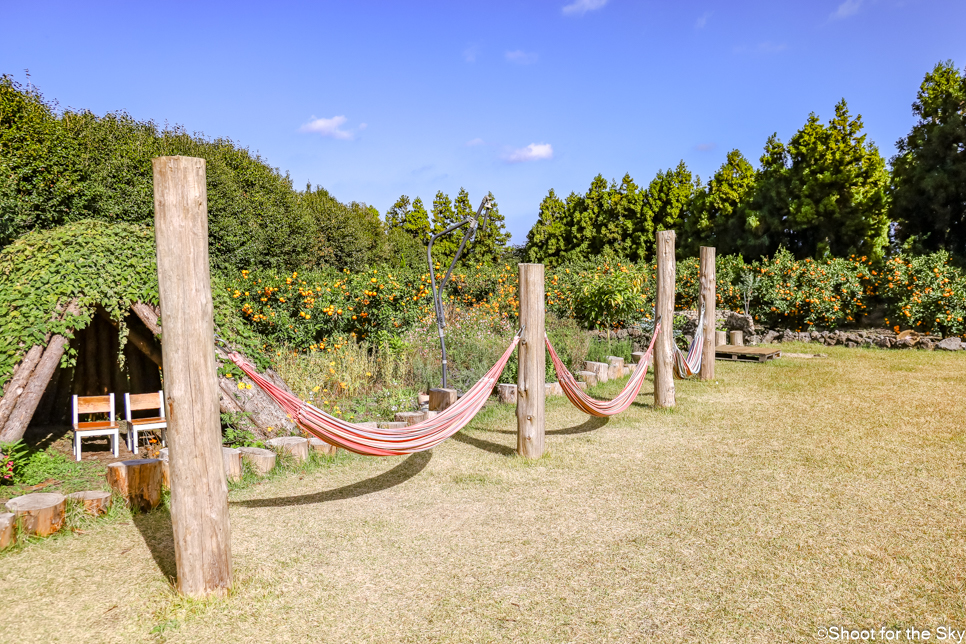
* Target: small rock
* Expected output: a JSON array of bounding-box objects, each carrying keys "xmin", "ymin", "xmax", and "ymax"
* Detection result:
[
  {"xmin": 937, "ymin": 337, "xmax": 964, "ymax": 351},
  {"xmin": 762, "ymin": 330, "xmax": 779, "ymax": 344},
  {"xmin": 725, "ymin": 312, "xmax": 755, "ymax": 334}
]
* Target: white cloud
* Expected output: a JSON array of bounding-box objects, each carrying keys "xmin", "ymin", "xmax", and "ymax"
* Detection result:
[
  {"xmin": 695, "ymin": 11, "xmax": 712, "ymax": 29},
  {"xmin": 299, "ymin": 115, "xmax": 353, "ymax": 140},
  {"xmin": 505, "ymin": 50, "xmax": 539, "ymax": 65},
  {"xmin": 562, "ymin": 0, "xmax": 607, "ymax": 16},
  {"xmin": 831, "ymin": 0, "xmax": 862, "ymax": 19},
  {"xmin": 695, "ymin": 142, "xmax": 716, "ymax": 152},
  {"xmin": 466, "ymin": 138, "xmax": 485, "ymax": 146},
  {"xmin": 506, "ymin": 143, "xmax": 553, "ymax": 163}
]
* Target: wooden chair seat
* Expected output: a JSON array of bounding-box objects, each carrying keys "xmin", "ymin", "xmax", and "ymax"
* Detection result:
[
  {"xmin": 72, "ymin": 394, "xmax": 120, "ymax": 461},
  {"xmin": 74, "ymin": 420, "xmax": 120, "ymax": 431},
  {"xmin": 125, "ymin": 391, "xmax": 166, "ymax": 455},
  {"xmin": 130, "ymin": 417, "xmax": 165, "ymax": 426}
]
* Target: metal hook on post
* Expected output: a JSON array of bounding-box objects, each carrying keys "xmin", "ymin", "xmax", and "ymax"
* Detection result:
[{"xmin": 427, "ymin": 194, "xmax": 494, "ymax": 389}]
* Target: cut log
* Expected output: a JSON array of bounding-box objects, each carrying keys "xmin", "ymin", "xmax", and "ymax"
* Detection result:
[
  {"xmin": 158, "ymin": 447, "xmax": 170, "ymax": 487},
  {"xmin": 67, "ymin": 490, "xmax": 112, "ymax": 516},
  {"xmin": 222, "ymin": 447, "xmax": 243, "ymax": 482},
  {"xmin": 238, "ymin": 447, "xmax": 277, "ymax": 475},
  {"xmin": 631, "ymin": 351, "xmax": 647, "ymax": 365},
  {"xmin": 266, "ymin": 436, "xmax": 309, "ymax": 463},
  {"xmin": 0, "ymin": 512, "xmax": 14, "ymax": 549},
  {"xmin": 5, "ymin": 493, "xmax": 66, "ymax": 537},
  {"xmin": 545, "ymin": 382, "xmax": 563, "ymax": 396},
  {"xmin": 429, "ymin": 388, "xmax": 457, "ymax": 412},
  {"xmin": 606, "ymin": 356, "xmax": 625, "ymax": 380},
  {"xmin": 577, "ymin": 371, "xmax": 598, "ymax": 387},
  {"xmin": 106, "ymin": 459, "xmax": 162, "ymax": 512},
  {"xmin": 715, "ymin": 331, "xmax": 727, "ymax": 347},
  {"xmin": 357, "ymin": 421, "xmax": 378, "ymax": 429},
  {"xmin": 215, "ymin": 347, "xmax": 298, "ymax": 438},
  {"xmin": 729, "ymin": 330, "xmax": 744, "ymax": 347},
  {"xmin": 1, "ymin": 337, "xmax": 71, "ymax": 443},
  {"xmin": 132, "ymin": 302, "xmax": 162, "ymax": 337},
  {"xmin": 416, "ymin": 393, "xmax": 430, "ymax": 410},
  {"xmin": 576, "ymin": 381, "xmax": 587, "ymax": 391},
  {"xmin": 379, "ymin": 422, "xmax": 407, "ymax": 429},
  {"xmin": 585, "ymin": 361, "xmax": 609, "ymax": 383},
  {"xmin": 497, "ymin": 383, "xmax": 517, "ymax": 404},
  {"xmin": 394, "ymin": 411, "xmax": 426, "ymax": 426},
  {"xmin": 308, "ymin": 436, "xmax": 337, "ymax": 456},
  {"xmin": 0, "ymin": 345, "xmax": 44, "ymax": 430}
]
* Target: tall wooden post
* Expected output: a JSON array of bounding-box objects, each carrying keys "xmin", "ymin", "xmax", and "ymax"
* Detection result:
[
  {"xmin": 699, "ymin": 246, "xmax": 716, "ymax": 381},
  {"xmin": 152, "ymin": 156, "xmax": 232, "ymax": 597},
  {"xmin": 517, "ymin": 263, "xmax": 545, "ymax": 458},
  {"xmin": 654, "ymin": 231, "xmax": 676, "ymax": 408}
]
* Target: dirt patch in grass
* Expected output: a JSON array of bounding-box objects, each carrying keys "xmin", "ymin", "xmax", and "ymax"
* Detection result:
[{"xmin": 1, "ymin": 343, "xmax": 964, "ymax": 643}]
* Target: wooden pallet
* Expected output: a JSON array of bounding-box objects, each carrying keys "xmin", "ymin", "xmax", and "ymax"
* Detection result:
[{"xmin": 714, "ymin": 345, "xmax": 781, "ymax": 363}]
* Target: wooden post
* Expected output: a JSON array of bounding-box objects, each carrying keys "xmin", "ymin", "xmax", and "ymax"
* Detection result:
[
  {"xmin": 699, "ymin": 247, "xmax": 716, "ymax": 381},
  {"xmin": 153, "ymin": 156, "xmax": 232, "ymax": 597},
  {"xmin": 654, "ymin": 231, "xmax": 676, "ymax": 409},
  {"xmin": 517, "ymin": 264, "xmax": 545, "ymax": 458}
]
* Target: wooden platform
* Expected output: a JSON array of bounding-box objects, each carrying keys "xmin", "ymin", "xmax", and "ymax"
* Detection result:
[{"xmin": 714, "ymin": 345, "xmax": 782, "ymax": 363}]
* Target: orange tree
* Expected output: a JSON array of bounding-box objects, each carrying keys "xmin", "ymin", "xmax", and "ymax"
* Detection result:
[{"xmin": 878, "ymin": 252, "xmax": 966, "ymax": 336}]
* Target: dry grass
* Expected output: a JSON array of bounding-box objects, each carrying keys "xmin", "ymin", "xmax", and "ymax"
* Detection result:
[{"xmin": 1, "ymin": 343, "xmax": 964, "ymax": 643}]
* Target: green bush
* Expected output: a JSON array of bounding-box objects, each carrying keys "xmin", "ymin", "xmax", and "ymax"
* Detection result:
[{"xmin": 878, "ymin": 252, "xmax": 966, "ymax": 336}]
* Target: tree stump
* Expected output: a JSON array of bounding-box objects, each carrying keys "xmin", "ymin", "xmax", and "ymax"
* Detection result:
[
  {"xmin": 0, "ymin": 512, "xmax": 14, "ymax": 549},
  {"xmin": 308, "ymin": 436, "xmax": 337, "ymax": 456},
  {"xmin": 106, "ymin": 460, "xmax": 162, "ymax": 512},
  {"xmin": 357, "ymin": 421, "xmax": 378, "ymax": 429},
  {"xmin": 394, "ymin": 411, "xmax": 426, "ymax": 426},
  {"xmin": 715, "ymin": 331, "xmax": 727, "ymax": 347},
  {"xmin": 5, "ymin": 493, "xmax": 66, "ymax": 536},
  {"xmin": 606, "ymin": 356, "xmax": 625, "ymax": 379},
  {"xmin": 545, "ymin": 382, "xmax": 563, "ymax": 396},
  {"xmin": 222, "ymin": 447, "xmax": 243, "ymax": 482},
  {"xmin": 379, "ymin": 421, "xmax": 407, "ymax": 430},
  {"xmin": 585, "ymin": 361, "xmax": 609, "ymax": 383},
  {"xmin": 497, "ymin": 383, "xmax": 517, "ymax": 404},
  {"xmin": 266, "ymin": 436, "xmax": 309, "ymax": 463},
  {"xmin": 238, "ymin": 447, "xmax": 276, "ymax": 476},
  {"xmin": 429, "ymin": 388, "xmax": 457, "ymax": 412},
  {"xmin": 631, "ymin": 351, "xmax": 647, "ymax": 365},
  {"xmin": 416, "ymin": 393, "xmax": 430, "ymax": 410},
  {"xmin": 577, "ymin": 371, "xmax": 598, "ymax": 387},
  {"xmin": 67, "ymin": 490, "xmax": 112, "ymax": 516},
  {"xmin": 158, "ymin": 447, "xmax": 170, "ymax": 488},
  {"xmin": 730, "ymin": 330, "xmax": 744, "ymax": 346},
  {"xmin": 576, "ymin": 381, "xmax": 587, "ymax": 391}
]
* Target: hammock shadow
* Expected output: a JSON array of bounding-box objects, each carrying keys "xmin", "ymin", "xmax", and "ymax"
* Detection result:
[
  {"xmin": 451, "ymin": 430, "xmax": 515, "ymax": 456},
  {"xmin": 233, "ymin": 451, "xmax": 432, "ymax": 508},
  {"xmin": 548, "ymin": 415, "xmax": 609, "ymax": 435}
]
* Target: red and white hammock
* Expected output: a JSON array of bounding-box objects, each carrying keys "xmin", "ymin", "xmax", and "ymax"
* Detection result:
[
  {"xmin": 228, "ymin": 335, "xmax": 520, "ymax": 456},
  {"xmin": 545, "ymin": 323, "xmax": 661, "ymax": 417},
  {"xmin": 673, "ymin": 307, "xmax": 705, "ymax": 379}
]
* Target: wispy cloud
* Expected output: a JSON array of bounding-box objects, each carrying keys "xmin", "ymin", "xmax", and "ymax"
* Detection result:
[
  {"xmin": 562, "ymin": 0, "xmax": 607, "ymax": 16},
  {"xmin": 463, "ymin": 45, "xmax": 479, "ymax": 63},
  {"xmin": 831, "ymin": 0, "xmax": 862, "ymax": 20},
  {"xmin": 505, "ymin": 50, "xmax": 539, "ymax": 65},
  {"xmin": 695, "ymin": 11, "xmax": 712, "ymax": 29},
  {"xmin": 695, "ymin": 142, "xmax": 716, "ymax": 152},
  {"xmin": 299, "ymin": 115, "xmax": 353, "ymax": 140},
  {"xmin": 506, "ymin": 143, "xmax": 553, "ymax": 163},
  {"xmin": 466, "ymin": 138, "xmax": 485, "ymax": 147},
  {"xmin": 757, "ymin": 41, "xmax": 787, "ymax": 53}
]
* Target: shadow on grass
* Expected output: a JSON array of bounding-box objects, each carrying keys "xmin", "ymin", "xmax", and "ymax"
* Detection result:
[
  {"xmin": 451, "ymin": 431, "xmax": 515, "ymax": 456},
  {"xmin": 130, "ymin": 507, "xmax": 177, "ymax": 586},
  {"xmin": 548, "ymin": 415, "xmax": 608, "ymax": 435},
  {"xmin": 233, "ymin": 451, "xmax": 432, "ymax": 508}
]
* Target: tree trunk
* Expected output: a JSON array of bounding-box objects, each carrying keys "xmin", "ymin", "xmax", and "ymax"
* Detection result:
[
  {"xmin": 0, "ymin": 345, "xmax": 45, "ymax": 430},
  {"xmin": 132, "ymin": 301, "xmax": 162, "ymax": 336}
]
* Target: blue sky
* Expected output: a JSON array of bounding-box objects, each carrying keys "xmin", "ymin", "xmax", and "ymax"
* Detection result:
[{"xmin": 2, "ymin": 0, "xmax": 964, "ymax": 243}]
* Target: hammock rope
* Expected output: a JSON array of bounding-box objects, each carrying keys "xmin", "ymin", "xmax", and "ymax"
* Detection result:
[
  {"xmin": 545, "ymin": 322, "xmax": 661, "ymax": 417},
  {"xmin": 229, "ymin": 334, "xmax": 520, "ymax": 456}
]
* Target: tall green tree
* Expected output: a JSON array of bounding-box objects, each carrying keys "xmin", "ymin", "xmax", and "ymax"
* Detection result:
[
  {"xmin": 385, "ymin": 195, "xmax": 411, "ymax": 229},
  {"xmin": 684, "ymin": 150, "xmax": 757, "ymax": 256},
  {"xmin": 751, "ymin": 100, "xmax": 890, "ymax": 260},
  {"xmin": 473, "ymin": 191, "xmax": 511, "ymax": 264},
  {"xmin": 430, "ymin": 190, "xmax": 458, "ymax": 264},
  {"xmin": 891, "ymin": 60, "xmax": 966, "ymax": 260},
  {"xmin": 403, "ymin": 197, "xmax": 431, "ymax": 243},
  {"xmin": 640, "ymin": 161, "xmax": 699, "ymax": 258}
]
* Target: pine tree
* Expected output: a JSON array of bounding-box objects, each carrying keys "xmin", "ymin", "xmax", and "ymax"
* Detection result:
[
  {"xmin": 684, "ymin": 150, "xmax": 757, "ymax": 256},
  {"xmin": 403, "ymin": 196, "xmax": 431, "ymax": 243},
  {"xmin": 385, "ymin": 195, "xmax": 411, "ymax": 229},
  {"xmin": 430, "ymin": 191, "xmax": 459, "ymax": 264},
  {"xmin": 473, "ymin": 191, "xmax": 511, "ymax": 264}
]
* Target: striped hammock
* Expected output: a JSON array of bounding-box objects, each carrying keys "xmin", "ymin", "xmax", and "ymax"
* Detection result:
[
  {"xmin": 545, "ymin": 323, "xmax": 660, "ymax": 417},
  {"xmin": 673, "ymin": 307, "xmax": 706, "ymax": 379},
  {"xmin": 228, "ymin": 334, "xmax": 520, "ymax": 456}
]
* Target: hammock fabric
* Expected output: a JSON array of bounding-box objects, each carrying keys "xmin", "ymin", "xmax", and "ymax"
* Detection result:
[
  {"xmin": 673, "ymin": 307, "xmax": 705, "ymax": 379},
  {"xmin": 228, "ymin": 335, "xmax": 520, "ymax": 456},
  {"xmin": 545, "ymin": 323, "xmax": 660, "ymax": 417}
]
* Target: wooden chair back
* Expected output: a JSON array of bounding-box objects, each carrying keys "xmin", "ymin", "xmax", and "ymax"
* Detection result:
[
  {"xmin": 128, "ymin": 391, "xmax": 164, "ymax": 415},
  {"xmin": 73, "ymin": 393, "xmax": 116, "ymax": 426}
]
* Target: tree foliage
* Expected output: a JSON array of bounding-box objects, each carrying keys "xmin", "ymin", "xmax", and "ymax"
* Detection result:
[{"xmin": 890, "ymin": 60, "xmax": 966, "ymax": 261}]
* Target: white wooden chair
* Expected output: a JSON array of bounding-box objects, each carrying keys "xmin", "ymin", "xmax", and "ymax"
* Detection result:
[
  {"xmin": 72, "ymin": 394, "xmax": 120, "ymax": 461},
  {"xmin": 124, "ymin": 390, "xmax": 167, "ymax": 455}
]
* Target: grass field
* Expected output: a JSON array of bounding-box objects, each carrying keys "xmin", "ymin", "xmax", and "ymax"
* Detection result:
[{"xmin": 1, "ymin": 342, "xmax": 964, "ymax": 643}]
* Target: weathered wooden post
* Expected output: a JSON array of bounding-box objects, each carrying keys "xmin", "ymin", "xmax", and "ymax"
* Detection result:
[
  {"xmin": 517, "ymin": 263, "xmax": 545, "ymax": 458},
  {"xmin": 654, "ymin": 231, "xmax": 676, "ymax": 408},
  {"xmin": 153, "ymin": 156, "xmax": 232, "ymax": 597},
  {"xmin": 699, "ymin": 246, "xmax": 716, "ymax": 381}
]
